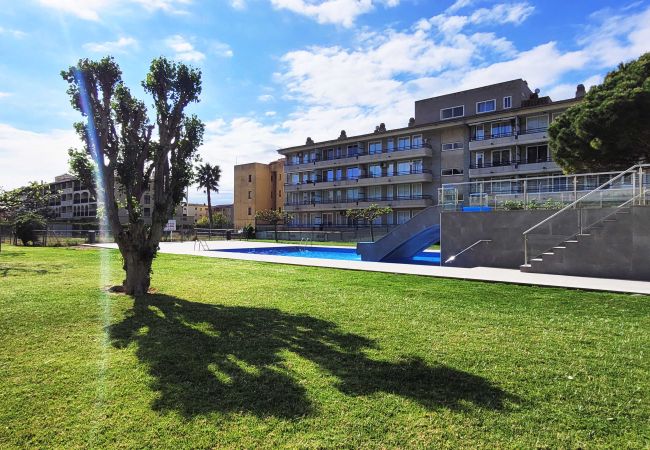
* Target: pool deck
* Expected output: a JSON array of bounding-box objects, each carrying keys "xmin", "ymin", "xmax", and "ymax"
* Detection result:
[{"xmin": 92, "ymin": 241, "xmax": 650, "ymax": 295}]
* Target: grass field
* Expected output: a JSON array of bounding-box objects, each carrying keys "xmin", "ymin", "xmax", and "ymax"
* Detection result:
[{"xmin": 0, "ymin": 246, "xmax": 648, "ymax": 448}]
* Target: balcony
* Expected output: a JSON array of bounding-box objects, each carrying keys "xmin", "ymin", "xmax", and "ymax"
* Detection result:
[
  {"xmin": 284, "ymin": 169, "xmax": 433, "ymax": 191},
  {"xmin": 469, "ymin": 157, "xmax": 561, "ymax": 177},
  {"xmin": 284, "ymin": 143, "xmax": 433, "ymax": 170},
  {"xmin": 468, "ymin": 127, "xmax": 549, "ymax": 151},
  {"xmin": 468, "ymin": 130, "xmax": 516, "ymax": 151},
  {"xmin": 284, "ymin": 195, "xmax": 433, "ymax": 212},
  {"xmin": 516, "ymin": 126, "xmax": 549, "ymax": 145}
]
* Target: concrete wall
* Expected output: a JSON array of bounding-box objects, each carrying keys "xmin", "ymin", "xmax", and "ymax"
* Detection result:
[
  {"xmin": 414, "ymin": 79, "xmax": 532, "ymax": 125},
  {"xmin": 440, "ymin": 207, "xmax": 650, "ymax": 273}
]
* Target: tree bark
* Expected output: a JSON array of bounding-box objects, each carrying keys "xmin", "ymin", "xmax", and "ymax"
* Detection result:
[
  {"xmin": 122, "ymin": 246, "xmax": 154, "ymax": 296},
  {"xmin": 207, "ymin": 189, "xmax": 213, "ymax": 230}
]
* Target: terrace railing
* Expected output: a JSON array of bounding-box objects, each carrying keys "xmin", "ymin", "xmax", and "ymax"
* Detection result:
[{"xmin": 522, "ymin": 164, "xmax": 650, "ymax": 266}]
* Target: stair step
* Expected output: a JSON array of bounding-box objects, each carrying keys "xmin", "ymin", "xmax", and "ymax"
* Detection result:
[
  {"xmin": 603, "ymin": 218, "xmax": 617, "ymax": 222},
  {"xmin": 531, "ymin": 258, "xmax": 544, "ymax": 262},
  {"xmin": 565, "ymin": 240, "xmax": 579, "ymax": 243},
  {"xmin": 542, "ymin": 252, "xmax": 554, "ymax": 255},
  {"xmin": 553, "ymin": 246, "xmax": 566, "ymax": 249},
  {"xmin": 577, "ymin": 233, "xmax": 591, "ymax": 236}
]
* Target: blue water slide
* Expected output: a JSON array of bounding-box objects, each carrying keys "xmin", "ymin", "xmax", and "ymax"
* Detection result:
[{"xmin": 356, "ymin": 206, "xmax": 442, "ymax": 262}]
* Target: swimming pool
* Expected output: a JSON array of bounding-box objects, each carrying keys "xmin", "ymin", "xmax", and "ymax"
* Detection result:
[{"xmin": 217, "ymin": 246, "xmax": 441, "ymax": 265}]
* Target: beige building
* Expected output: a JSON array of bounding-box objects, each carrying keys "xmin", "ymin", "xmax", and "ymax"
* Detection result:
[
  {"xmin": 233, "ymin": 159, "xmax": 284, "ymax": 228},
  {"xmin": 277, "ymin": 79, "xmax": 585, "ymax": 227}
]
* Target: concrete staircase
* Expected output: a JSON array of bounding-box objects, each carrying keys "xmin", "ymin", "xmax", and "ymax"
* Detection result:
[
  {"xmin": 356, "ymin": 206, "xmax": 441, "ymax": 262},
  {"xmin": 520, "ymin": 207, "xmax": 646, "ymax": 279}
]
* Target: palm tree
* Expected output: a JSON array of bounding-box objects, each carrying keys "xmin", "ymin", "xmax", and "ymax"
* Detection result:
[{"xmin": 195, "ymin": 163, "xmax": 221, "ymax": 229}]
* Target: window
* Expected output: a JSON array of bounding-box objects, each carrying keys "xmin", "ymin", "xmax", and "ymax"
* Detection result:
[
  {"xmin": 386, "ymin": 139, "xmax": 395, "ymax": 152},
  {"xmin": 491, "ymin": 121, "xmax": 513, "ymax": 138},
  {"xmin": 347, "ymin": 188, "xmax": 360, "ymax": 201},
  {"xmin": 475, "ymin": 152, "xmax": 484, "ymax": 168},
  {"xmin": 526, "ymin": 115, "xmax": 549, "ymax": 132},
  {"xmin": 347, "ymin": 144, "xmax": 359, "ymax": 157},
  {"xmin": 442, "ymin": 142, "xmax": 463, "ymax": 151},
  {"xmin": 397, "ymin": 161, "xmax": 411, "ymax": 175},
  {"xmin": 440, "ymin": 105, "xmax": 464, "ymax": 120},
  {"xmin": 248, "ymin": 191, "xmax": 252, "ymax": 199},
  {"xmin": 368, "ymin": 186, "xmax": 382, "ymax": 200},
  {"xmin": 144, "ymin": 208, "xmax": 151, "ymax": 217},
  {"xmin": 369, "ymin": 165, "xmax": 382, "ymax": 178},
  {"xmin": 397, "ymin": 184, "xmax": 410, "ymax": 198},
  {"xmin": 386, "ymin": 162, "xmax": 394, "ymax": 177},
  {"xmin": 247, "ymin": 207, "xmax": 252, "ymax": 215},
  {"xmin": 441, "ymin": 168, "xmax": 464, "ymax": 176},
  {"xmin": 335, "ymin": 168, "xmax": 343, "ymax": 181},
  {"xmin": 325, "ymin": 169, "xmax": 333, "ymax": 182},
  {"xmin": 476, "ymin": 99, "xmax": 496, "ymax": 113},
  {"xmin": 503, "ymin": 96, "xmax": 512, "ymax": 109},
  {"xmin": 412, "ymin": 135, "xmax": 423, "ymax": 148},
  {"xmin": 526, "ymin": 145, "xmax": 549, "ymax": 164},
  {"xmin": 492, "ymin": 149, "xmax": 511, "ymax": 166},
  {"xmin": 369, "ymin": 141, "xmax": 382, "ymax": 154},
  {"xmin": 144, "ymin": 194, "xmax": 151, "ymax": 204},
  {"xmin": 248, "ymin": 174, "xmax": 252, "ymax": 182},
  {"xmin": 411, "ymin": 183, "xmax": 422, "ymax": 197},
  {"xmin": 472, "ymin": 124, "xmax": 486, "ymax": 140},
  {"xmin": 397, "ymin": 210, "xmax": 411, "ymax": 224},
  {"xmin": 397, "ymin": 137, "xmax": 410, "ymax": 150},
  {"xmin": 346, "ymin": 166, "xmax": 360, "ymax": 180}
]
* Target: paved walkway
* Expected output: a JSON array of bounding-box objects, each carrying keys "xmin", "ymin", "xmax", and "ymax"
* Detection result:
[{"xmin": 92, "ymin": 241, "xmax": 650, "ymax": 295}]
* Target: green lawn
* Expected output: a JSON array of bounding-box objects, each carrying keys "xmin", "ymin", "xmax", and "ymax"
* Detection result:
[{"xmin": 0, "ymin": 246, "xmax": 648, "ymax": 448}]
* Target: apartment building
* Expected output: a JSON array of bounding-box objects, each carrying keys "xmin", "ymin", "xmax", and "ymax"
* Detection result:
[
  {"xmin": 277, "ymin": 79, "xmax": 584, "ymax": 227},
  {"xmin": 48, "ymin": 173, "xmax": 195, "ymax": 230},
  {"xmin": 233, "ymin": 159, "xmax": 284, "ymax": 228}
]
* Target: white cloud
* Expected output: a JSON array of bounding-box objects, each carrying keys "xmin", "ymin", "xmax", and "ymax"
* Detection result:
[
  {"xmin": 165, "ymin": 35, "xmax": 205, "ymax": 62},
  {"xmin": 0, "ymin": 92, "xmax": 12, "ymax": 99},
  {"xmin": 0, "ymin": 124, "xmax": 80, "ymax": 190},
  {"xmin": 258, "ymin": 94, "xmax": 275, "ymax": 102},
  {"xmin": 269, "ymin": 0, "xmax": 398, "ymax": 27},
  {"xmin": 211, "ymin": 41, "xmax": 234, "ymax": 58},
  {"xmin": 469, "ymin": 2, "xmax": 534, "ymax": 26},
  {"xmin": 230, "ymin": 0, "xmax": 246, "ymax": 9},
  {"xmin": 0, "ymin": 26, "xmax": 27, "ymax": 38},
  {"xmin": 83, "ymin": 36, "xmax": 138, "ymax": 53},
  {"xmin": 37, "ymin": 0, "xmax": 192, "ymax": 21},
  {"xmin": 446, "ymin": 0, "xmax": 472, "ymax": 13},
  {"xmin": 265, "ymin": 111, "xmax": 277, "ymax": 116}
]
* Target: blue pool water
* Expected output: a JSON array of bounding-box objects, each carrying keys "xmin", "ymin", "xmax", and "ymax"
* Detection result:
[{"xmin": 217, "ymin": 246, "xmax": 441, "ymax": 265}]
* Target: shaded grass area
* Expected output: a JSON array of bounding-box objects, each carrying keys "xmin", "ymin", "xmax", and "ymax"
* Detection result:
[{"xmin": 0, "ymin": 246, "xmax": 648, "ymax": 448}]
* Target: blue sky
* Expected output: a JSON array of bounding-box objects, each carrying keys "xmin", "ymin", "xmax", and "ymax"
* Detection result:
[{"xmin": 1, "ymin": 0, "xmax": 649, "ymax": 204}]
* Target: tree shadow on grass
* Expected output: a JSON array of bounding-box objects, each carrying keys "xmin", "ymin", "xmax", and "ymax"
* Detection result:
[{"xmin": 109, "ymin": 294, "xmax": 518, "ymax": 419}]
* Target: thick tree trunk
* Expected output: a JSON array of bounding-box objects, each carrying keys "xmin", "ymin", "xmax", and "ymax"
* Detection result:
[{"xmin": 122, "ymin": 247, "xmax": 154, "ymax": 296}]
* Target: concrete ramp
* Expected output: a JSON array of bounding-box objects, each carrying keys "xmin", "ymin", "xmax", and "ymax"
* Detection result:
[{"xmin": 356, "ymin": 206, "xmax": 441, "ymax": 262}]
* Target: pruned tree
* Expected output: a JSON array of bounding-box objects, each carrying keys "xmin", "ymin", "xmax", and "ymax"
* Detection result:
[
  {"xmin": 62, "ymin": 56, "xmax": 204, "ymax": 295},
  {"xmin": 346, "ymin": 204, "xmax": 393, "ymax": 241},
  {"xmin": 549, "ymin": 52, "xmax": 650, "ymax": 172},
  {"xmin": 255, "ymin": 209, "xmax": 292, "ymax": 242},
  {"xmin": 195, "ymin": 163, "xmax": 221, "ymax": 229}
]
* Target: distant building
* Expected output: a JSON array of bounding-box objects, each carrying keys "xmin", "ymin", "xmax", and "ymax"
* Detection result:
[
  {"xmin": 47, "ymin": 173, "xmax": 194, "ymax": 230},
  {"xmin": 185, "ymin": 203, "xmax": 234, "ymax": 226},
  {"xmin": 233, "ymin": 159, "xmax": 284, "ymax": 228}
]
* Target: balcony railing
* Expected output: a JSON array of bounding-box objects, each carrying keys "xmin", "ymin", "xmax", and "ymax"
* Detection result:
[
  {"xmin": 469, "ymin": 157, "xmax": 553, "ymax": 169},
  {"xmin": 284, "ymin": 169, "xmax": 431, "ymax": 186},
  {"xmin": 469, "ymin": 127, "xmax": 548, "ymax": 142},
  {"xmin": 285, "ymin": 194, "xmax": 432, "ymax": 206},
  {"xmin": 284, "ymin": 142, "xmax": 432, "ymax": 167}
]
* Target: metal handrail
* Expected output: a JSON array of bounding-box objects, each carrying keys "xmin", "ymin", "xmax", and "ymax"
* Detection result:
[
  {"xmin": 522, "ymin": 163, "xmax": 649, "ymax": 265},
  {"xmin": 523, "ymin": 164, "xmax": 644, "ymax": 236},
  {"xmin": 444, "ymin": 239, "xmax": 492, "ymax": 264}
]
